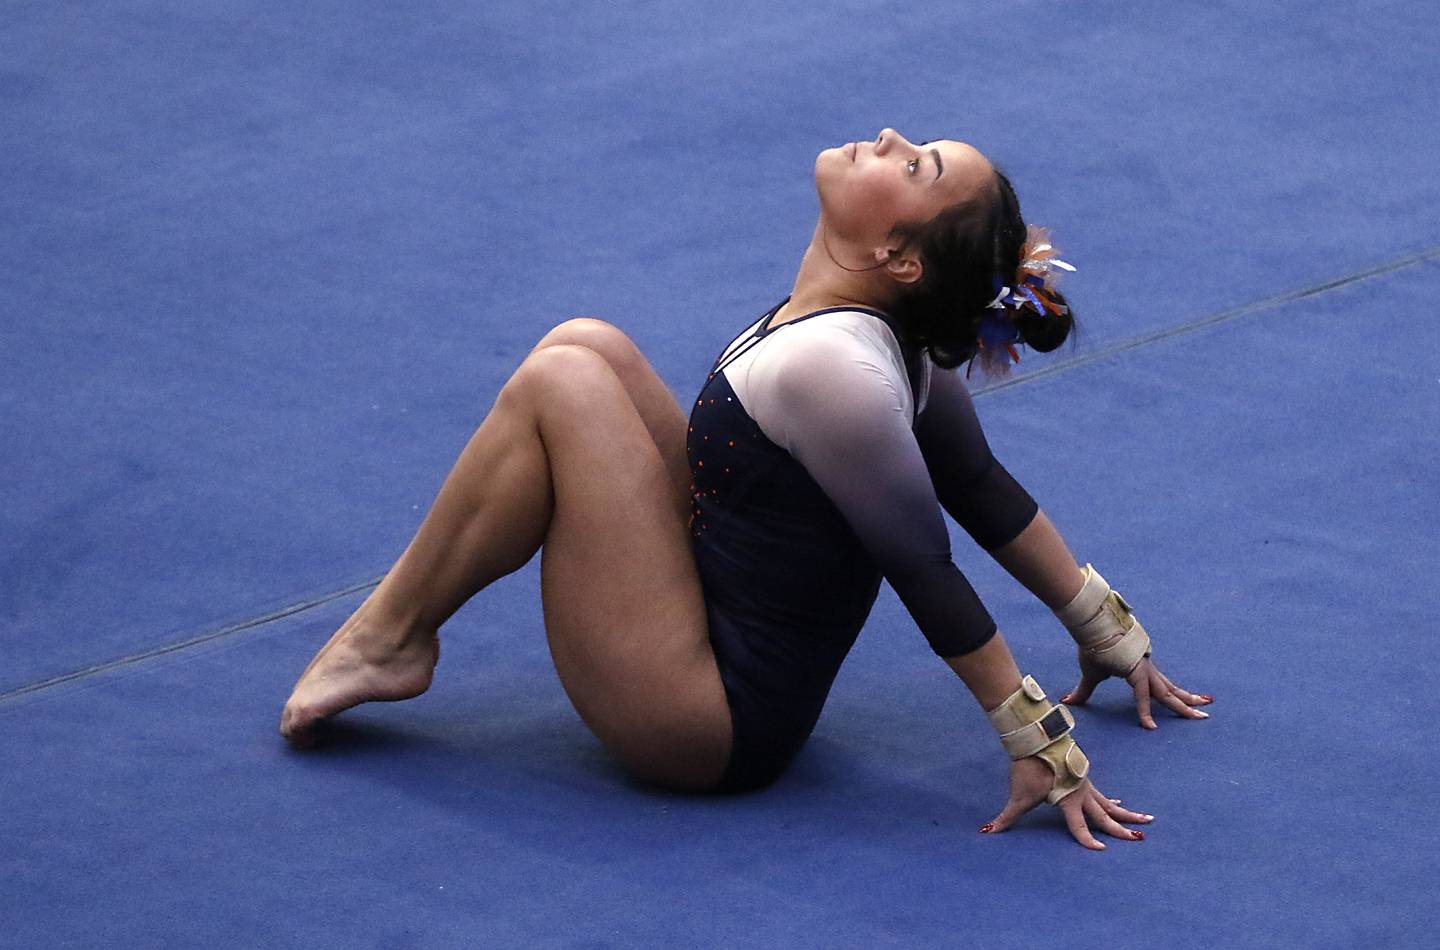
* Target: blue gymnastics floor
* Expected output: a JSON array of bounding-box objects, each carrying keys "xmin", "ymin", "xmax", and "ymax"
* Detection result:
[{"xmin": 4, "ymin": 1, "xmax": 1438, "ymax": 946}]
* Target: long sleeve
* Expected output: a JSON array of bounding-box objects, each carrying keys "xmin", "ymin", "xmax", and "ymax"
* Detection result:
[
  {"xmin": 913, "ymin": 364, "xmax": 1039, "ymax": 552},
  {"xmin": 753, "ymin": 331, "xmax": 996, "ymax": 658}
]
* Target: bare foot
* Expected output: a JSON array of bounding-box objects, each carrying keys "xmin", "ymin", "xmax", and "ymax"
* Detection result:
[{"xmin": 280, "ymin": 603, "xmax": 440, "ymax": 748}]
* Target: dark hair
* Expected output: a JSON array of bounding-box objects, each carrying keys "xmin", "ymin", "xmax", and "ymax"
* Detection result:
[{"xmin": 887, "ymin": 169, "xmax": 1075, "ymax": 372}]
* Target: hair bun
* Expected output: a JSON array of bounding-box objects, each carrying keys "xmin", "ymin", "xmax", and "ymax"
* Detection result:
[{"xmin": 1013, "ymin": 290, "xmax": 1074, "ymax": 353}]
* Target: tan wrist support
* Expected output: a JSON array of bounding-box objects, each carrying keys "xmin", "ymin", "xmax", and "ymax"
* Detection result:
[
  {"xmin": 1054, "ymin": 564, "xmax": 1152, "ymax": 676},
  {"xmin": 988, "ymin": 675, "xmax": 1090, "ymax": 803}
]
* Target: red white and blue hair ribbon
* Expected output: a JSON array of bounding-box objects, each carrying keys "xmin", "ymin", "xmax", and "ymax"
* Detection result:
[{"xmin": 973, "ymin": 225, "xmax": 1075, "ymax": 375}]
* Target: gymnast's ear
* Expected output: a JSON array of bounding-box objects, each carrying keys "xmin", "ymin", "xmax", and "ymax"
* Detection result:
[{"xmin": 878, "ymin": 245, "xmax": 923, "ymax": 285}]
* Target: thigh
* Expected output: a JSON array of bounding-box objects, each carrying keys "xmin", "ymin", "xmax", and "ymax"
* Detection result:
[
  {"xmin": 530, "ymin": 318, "xmax": 693, "ymax": 524},
  {"xmin": 510, "ymin": 344, "xmax": 731, "ymax": 791}
]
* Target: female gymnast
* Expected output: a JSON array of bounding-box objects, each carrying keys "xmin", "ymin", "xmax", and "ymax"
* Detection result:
[{"xmin": 280, "ymin": 128, "xmax": 1211, "ymax": 849}]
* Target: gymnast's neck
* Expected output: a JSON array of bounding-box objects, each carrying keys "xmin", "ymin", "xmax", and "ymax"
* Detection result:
[{"xmin": 772, "ymin": 219, "xmax": 900, "ymax": 328}]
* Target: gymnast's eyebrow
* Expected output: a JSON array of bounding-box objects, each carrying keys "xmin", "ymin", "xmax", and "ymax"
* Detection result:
[{"xmin": 931, "ymin": 148, "xmax": 943, "ymax": 180}]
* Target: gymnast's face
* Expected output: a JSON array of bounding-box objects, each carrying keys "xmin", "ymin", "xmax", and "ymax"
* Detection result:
[{"xmin": 815, "ymin": 129, "xmax": 994, "ymax": 247}]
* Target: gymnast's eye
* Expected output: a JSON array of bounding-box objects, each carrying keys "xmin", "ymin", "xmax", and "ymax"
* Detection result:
[{"xmin": 906, "ymin": 157, "xmax": 920, "ymax": 175}]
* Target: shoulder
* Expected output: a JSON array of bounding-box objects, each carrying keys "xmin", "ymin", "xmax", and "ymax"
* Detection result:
[
  {"xmin": 765, "ymin": 311, "xmax": 905, "ymax": 374},
  {"xmin": 752, "ymin": 314, "xmax": 915, "ymax": 426}
]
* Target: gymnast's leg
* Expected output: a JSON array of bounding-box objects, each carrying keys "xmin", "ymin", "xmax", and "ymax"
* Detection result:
[
  {"xmin": 526, "ymin": 318, "xmax": 693, "ymax": 524},
  {"xmin": 279, "ymin": 342, "xmax": 731, "ymax": 790}
]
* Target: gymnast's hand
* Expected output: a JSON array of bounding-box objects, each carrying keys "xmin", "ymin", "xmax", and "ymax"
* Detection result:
[
  {"xmin": 980, "ymin": 757, "xmax": 1152, "ymax": 850},
  {"xmin": 1053, "ymin": 565, "xmax": 1212, "ymax": 729},
  {"xmin": 1062, "ymin": 654, "xmax": 1213, "ymax": 730}
]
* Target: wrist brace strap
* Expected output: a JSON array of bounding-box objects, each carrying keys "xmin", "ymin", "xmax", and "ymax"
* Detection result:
[
  {"xmin": 988, "ymin": 675, "xmax": 1090, "ymax": 803},
  {"xmin": 1054, "ymin": 564, "xmax": 1152, "ymax": 676}
]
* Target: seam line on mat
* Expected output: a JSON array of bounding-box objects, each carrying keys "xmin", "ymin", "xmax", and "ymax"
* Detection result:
[
  {"xmin": 4, "ymin": 243, "xmax": 1438, "ymax": 704},
  {"xmin": 0, "ymin": 576, "xmax": 382, "ymax": 704}
]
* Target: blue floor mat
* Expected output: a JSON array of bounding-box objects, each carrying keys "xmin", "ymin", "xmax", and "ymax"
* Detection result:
[{"xmin": 5, "ymin": 1, "xmax": 1438, "ymax": 946}]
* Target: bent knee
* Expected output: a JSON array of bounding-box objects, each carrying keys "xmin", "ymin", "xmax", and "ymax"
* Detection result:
[
  {"xmin": 535, "ymin": 317, "xmax": 638, "ymax": 363},
  {"xmin": 507, "ymin": 343, "xmax": 615, "ymax": 403},
  {"xmin": 533, "ymin": 319, "xmax": 657, "ymax": 389}
]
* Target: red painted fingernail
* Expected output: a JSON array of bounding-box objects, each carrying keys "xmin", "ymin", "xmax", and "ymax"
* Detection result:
[
  {"xmin": 1202, "ymin": 695, "xmax": 1214, "ymax": 702},
  {"xmin": 1060, "ymin": 694, "xmax": 1072, "ymax": 703},
  {"xmin": 1132, "ymin": 831, "xmax": 1145, "ymax": 841},
  {"xmin": 979, "ymin": 823, "xmax": 994, "ymax": 834}
]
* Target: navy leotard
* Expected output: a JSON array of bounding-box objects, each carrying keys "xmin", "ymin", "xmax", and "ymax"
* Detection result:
[{"xmin": 687, "ymin": 299, "xmax": 1040, "ymax": 790}]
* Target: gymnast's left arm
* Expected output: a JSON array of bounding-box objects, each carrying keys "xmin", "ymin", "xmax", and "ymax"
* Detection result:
[
  {"xmin": 765, "ymin": 338, "xmax": 1150, "ymax": 846},
  {"xmin": 913, "ymin": 363, "xmax": 1213, "ymax": 729}
]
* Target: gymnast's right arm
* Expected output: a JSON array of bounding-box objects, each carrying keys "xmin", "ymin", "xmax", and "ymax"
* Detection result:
[{"xmin": 763, "ymin": 336, "xmax": 1149, "ymax": 848}]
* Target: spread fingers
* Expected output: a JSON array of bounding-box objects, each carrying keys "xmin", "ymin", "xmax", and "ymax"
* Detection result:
[{"xmin": 1083, "ymin": 793, "xmax": 1145, "ymax": 841}]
